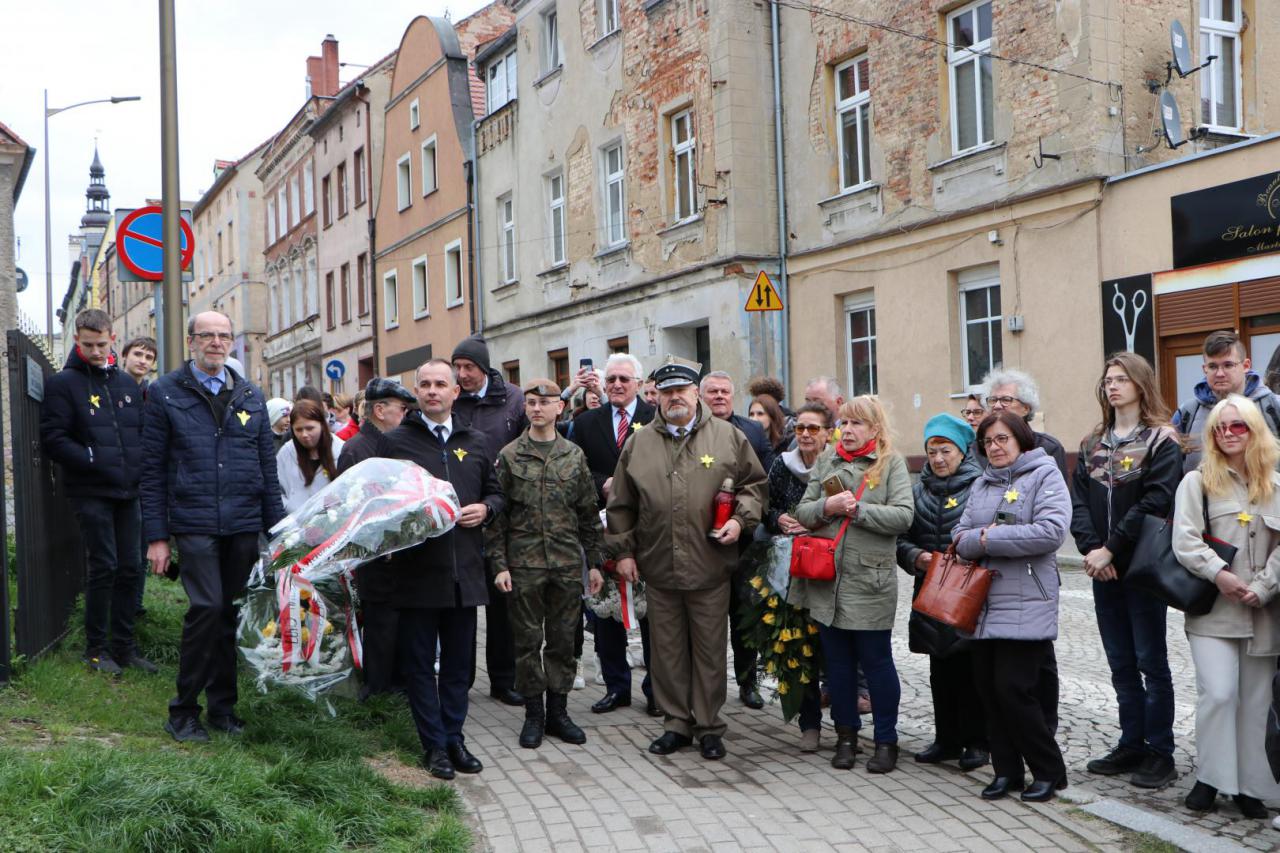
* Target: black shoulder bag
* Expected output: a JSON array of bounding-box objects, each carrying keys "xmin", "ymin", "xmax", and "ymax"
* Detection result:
[{"xmin": 1123, "ymin": 483, "xmax": 1233, "ymax": 617}]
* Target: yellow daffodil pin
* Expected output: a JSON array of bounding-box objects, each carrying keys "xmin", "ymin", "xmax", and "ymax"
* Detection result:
[
  {"xmin": 453, "ymin": 448, "xmax": 469, "ymax": 462},
  {"xmin": 944, "ymin": 497, "xmax": 958, "ymax": 509},
  {"xmin": 1004, "ymin": 488, "xmax": 1020, "ymax": 504},
  {"xmin": 1238, "ymin": 512, "xmax": 1254, "ymax": 526},
  {"xmin": 89, "ymin": 394, "xmax": 101, "ymax": 408},
  {"xmin": 1120, "ymin": 456, "xmax": 1134, "ymax": 472},
  {"xmin": 700, "ymin": 454, "xmax": 715, "ymax": 468},
  {"xmin": 237, "ymin": 411, "xmax": 251, "ymax": 426}
]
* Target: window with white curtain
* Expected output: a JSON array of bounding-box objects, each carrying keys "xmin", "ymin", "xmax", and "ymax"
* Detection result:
[
  {"xmin": 500, "ymin": 195, "xmax": 516, "ymax": 283},
  {"xmin": 1200, "ymin": 0, "xmax": 1242, "ymax": 129},
  {"xmin": 834, "ymin": 55, "xmax": 872, "ymax": 190},
  {"xmin": 958, "ymin": 264, "xmax": 1002, "ymax": 390},
  {"xmin": 603, "ymin": 143, "xmax": 625, "ymax": 247},
  {"xmin": 548, "ymin": 174, "xmax": 566, "ymax": 266},
  {"xmin": 671, "ymin": 110, "xmax": 697, "ymax": 221}
]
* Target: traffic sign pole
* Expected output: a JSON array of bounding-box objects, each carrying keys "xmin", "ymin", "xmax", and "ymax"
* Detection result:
[{"xmin": 160, "ymin": 0, "xmax": 184, "ymax": 373}]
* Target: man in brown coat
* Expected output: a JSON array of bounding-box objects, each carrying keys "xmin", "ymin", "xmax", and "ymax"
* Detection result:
[{"xmin": 606, "ymin": 356, "xmax": 767, "ymax": 760}]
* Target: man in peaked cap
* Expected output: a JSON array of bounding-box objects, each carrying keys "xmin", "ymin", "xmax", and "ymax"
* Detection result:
[{"xmin": 606, "ymin": 356, "xmax": 767, "ymax": 760}]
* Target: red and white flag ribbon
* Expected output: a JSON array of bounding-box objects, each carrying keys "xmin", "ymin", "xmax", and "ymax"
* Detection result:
[{"xmin": 619, "ymin": 581, "xmax": 637, "ymax": 631}]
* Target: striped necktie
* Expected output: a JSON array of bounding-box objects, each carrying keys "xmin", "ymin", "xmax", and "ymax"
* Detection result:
[{"xmin": 616, "ymin": 408, "xmax": 629, "ymax": 449}]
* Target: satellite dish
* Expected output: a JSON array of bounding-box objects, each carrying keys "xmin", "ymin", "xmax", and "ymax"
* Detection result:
[
  {"xmin": 15, "ymin": 267, "xmax": 28, "ymax": 293},
  {"xmin": 1171, "ymin": 21, "xmax": 1193, "ymax": 77},
  {"xmin": 1159, "ymin": 90, "xmax": 1186, "ymax": 149}
]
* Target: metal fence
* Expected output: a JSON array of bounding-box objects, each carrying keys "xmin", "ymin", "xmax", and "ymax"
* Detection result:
[{"xmin": 5, "ymin": 329, "xmax": 84, "ymax": 677}]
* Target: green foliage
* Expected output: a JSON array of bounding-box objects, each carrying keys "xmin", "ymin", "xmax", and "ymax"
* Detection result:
[{"xmin": 0, "ymin": 572, "xmax": 468, "ymax": 853}]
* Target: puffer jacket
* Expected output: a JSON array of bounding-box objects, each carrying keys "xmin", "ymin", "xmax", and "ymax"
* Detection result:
[
  {"xmin": 40, "ymin": 347, "xmax": 145, "ymax": 499},
  {"xmin": 764, "ymin": 449, "xmax": 817, "ymax": 535},
  {"xmin": 452, "ymin": 368, "xmax": 527, "ymax": 463},
  {"xmin": 1174, "ymin": 371, "xmax": 1280, "ymax": 473},
  {"xmin": 1172, "ymin": 468, "xmax": 1280, "ymax": 655},
  {"xmin": 140, "ymin": 363, "xmax": 284, "ymax": 542},
  {"xmin": 1070, "ymin": 424, "xmax": 1182, "ymax": 573},
  {"xmin": 792, "ymin": 447, "xmax": 914, "ymax": 630},
  {"xmin": 952, "ymin": 448, "xmax": 1071, "ymax": 641},
  {"xmin": 896, "ymin": 457, "xmax": 982, "ymax": 575}
]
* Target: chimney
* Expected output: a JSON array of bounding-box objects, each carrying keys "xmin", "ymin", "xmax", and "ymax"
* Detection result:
[
  {"xmin": 305, "ymin": 36, "xmax": 340, "ymax": 98},
  {"xmin": 305, "ymin": 56, "xmax": 323, "ymax": 98}
]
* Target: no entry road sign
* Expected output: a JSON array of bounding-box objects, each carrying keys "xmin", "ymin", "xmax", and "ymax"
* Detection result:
[{"xmin": 116, "ymin": 205, "xmax": 194, "ymax": 282}]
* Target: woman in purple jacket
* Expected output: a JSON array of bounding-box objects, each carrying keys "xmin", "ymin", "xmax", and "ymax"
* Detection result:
[{"xmin": 952, "ymin": 410, "xmax": 1072, "ymax": 802}]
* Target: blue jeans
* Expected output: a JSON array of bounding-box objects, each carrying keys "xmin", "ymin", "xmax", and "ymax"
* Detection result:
[
  {"xmin": 1093, "ymin": 578, "xmax": 1175, "ymax": 758},
  {"xmin": 817, "ymin": 625, "xmax": 899, "ymax": 743}
]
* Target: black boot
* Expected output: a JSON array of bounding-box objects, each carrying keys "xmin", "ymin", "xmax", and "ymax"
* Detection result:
[
  {"xmin": 519, "ymin": 695, "xmax": 545, "ymax": 749},
  {"xmin": 832, "ymin": 725, "xmax": 857, "ymax": 770},
  {"xmin": 545, "ymin": 692, "xmax": 586, "ymax": 745}
]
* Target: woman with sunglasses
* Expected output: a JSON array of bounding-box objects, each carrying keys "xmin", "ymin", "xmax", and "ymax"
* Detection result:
[
  {"xmin": 794, "ymin": 396, "xmax": 914, "ymax": 772},
  {"xmin": 952, "ymin": 410, "xmax": 1071, "ymax": 802},
  {"xmin": 1070, "ymin": 353, "xmax": 1183, "ymax": 789},
  {"xmin": 1172, "ymin": 394, "xmax": 1280, "ymax": 818}
]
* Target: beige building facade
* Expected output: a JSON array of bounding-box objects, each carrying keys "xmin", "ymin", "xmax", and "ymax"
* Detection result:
[{"xmin": 782, "ymin": 0, "xmax": 1280, "ymax": 456}]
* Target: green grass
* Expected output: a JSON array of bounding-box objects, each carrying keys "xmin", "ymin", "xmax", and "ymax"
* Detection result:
[{"xmin": 0, "ymin": 578, "xmax": 469, "ymax": 852}]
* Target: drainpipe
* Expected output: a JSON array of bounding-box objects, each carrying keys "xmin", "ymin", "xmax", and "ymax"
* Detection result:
[
  {"xmin": 769, "ymin": 0, "xmax": 791, "ymax": 395},
  {"xmin": 360, "ymin": 88, "xmax": 380, "ymax": 375},
  {"xmin": 470, "ymin": 119, "xmax": 484, "ymax": 334}
]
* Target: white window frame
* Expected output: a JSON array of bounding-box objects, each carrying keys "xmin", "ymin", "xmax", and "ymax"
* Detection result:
[
  {"xmin": 543, "ymin": 9, "xmax": 560, "ymax": 72},
  {"xmin": 1200, "ymin": 0, "xmax": 1243, "ymax": 131},
  {"xmin": 409, "ymin": 98, "xmax": 420, "ymax": 130},
  {"xmin": 266, "ymin": 198, "xmax": 276, "ymax": 245},
  {"xmin": 843, "ymin": 295, "xmax": 877, "ymax": 396},
  {"xmin": 834, "ymin": 55, "xmax": 872, "ymax": 191},
  {"xmin": 947, "ymin": 0, "xmax": 994, "ymax": 155},
  {"xmin": 602, "ymin": 142, "xmax": 626, "ymax": 247},
  {"xmin": 444, "ymin": 239, "xmax": 465, "ymax": 308},
  {"xmin": 383, "ymin": 269, "xmax": 400, "ymax": 329},
  {"xmin": 396, "ymin": 153, "xmax": 412, "ymax": 211},
  {"xmin": 486, "ymin": 49, "xmax": 518, "ymax": 115},
  {"xmin": 957, "ymin": 265, "xmax": 1002, "ymax": 391},
  {"xmin": 411, "ymin": 255, "xmax": 429, "ymax": 319},
  {"xmin": 420, "ymin": 135, "xmax": 438, "ymax": 196},
  {"xmin": 599, "ymin": 0, "xmax": 619, "ymax": 37},
  {"xmin": 303, "ymin": 161, "xmax": 315, "ymax": 215},
  {"xmin": 671, "ymin": 109, "xmax": 698, "ymax": 222},
  {"xmin": 500, "ymin": 194, "xmax": 517, "ymax": 284},
  {"xmin": 276, "ymin": 188, "xmax": 287, "ymax": 237},
  {"xmin": 548, "ymin": 173, "xmax": 566, "ymax": 267}
]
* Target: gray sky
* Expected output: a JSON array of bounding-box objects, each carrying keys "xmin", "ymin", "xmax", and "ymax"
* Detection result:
[{"xmin": 2, "ymin": 0, "xmax": 489, "ymax": 334}]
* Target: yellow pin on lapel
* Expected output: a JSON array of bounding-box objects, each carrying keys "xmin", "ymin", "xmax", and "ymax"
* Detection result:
[
  {"xmin": 454, "ymin": 448, "xmax": 469, "ymax": 462},
  {"xmin": 1004, "ymin": 488, "xmax": 1020, "ymax": 504},
  {"xmin": 700, "ymin": 454, "xmax": 715, "ymax": 468},
  {"xmin": 944, "ymin": 497, "xmax": 958, "ymax": 509},
  {"xmin": 632, "ymin": 422, "xmax": 644, "ymax": 431},
  {"xmin": 1120, "ymin": 456, "xmax": 1134, "ymax": 472},
  {"xmin": 237, "ymin": 411, "xmax": 251, "ymax": 426},
  {"xmin": 89, "ymin": 394, "xmax": 101, "ymax": 408},
  {"xmin": 1238, "ymin": 511, "xmax": 1254, "ymax": 526}
]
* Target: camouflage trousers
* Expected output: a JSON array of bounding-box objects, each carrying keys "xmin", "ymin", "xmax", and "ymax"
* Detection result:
[{"xmin": 510, "ymin": 566, "xmax": 584, "ymax": 696}]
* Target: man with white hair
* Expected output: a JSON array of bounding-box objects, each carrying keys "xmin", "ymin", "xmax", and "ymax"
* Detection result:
[
  {"xmin": 979, "ymin": 368, "xmax": 1068, "ymax": 482},
  {"xmin": 570, "ymin": 352, "xmax": 658, "ymax": 715}
]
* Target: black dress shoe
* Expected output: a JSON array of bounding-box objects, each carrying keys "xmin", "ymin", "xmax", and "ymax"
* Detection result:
[
  {"xmin": 646, "ymin": 696, "xmax": 662, "ymax": 717},
  {"xmin": 207, "ymin": 714, "xmax": 246, "ymax": 735},
  {"xmin": 980, "ymin": 776, "xmax": 1025, "ymax": 800},
  {"xmin": 591, "ymin": 692, "xmax": 632, "ymax": 714},
  {"xmin": 739, "ymin": 684, "xmax": 764, "ymax": 710},
  {"xmin": 1184, "ymin": 781, "xmax": 1218, "ymax": 813},
  {"xmin": 648, "ymin": 731, "xmax": 693, "ymax": 755},
  {"xmin": 914, "ymin": 742, "xmax": 961, "ymax": 764},
  {"xmin": 700, "ymin": 734, "xmax": 726, "ymax": 760},
  {"xmin": 164, "ymin": 716, "xmax": 210, "ymax": 744},
  {"xmin": 958, "ymin": 747, "xmax": 990, "ymax": 771},
  {"xmin": 422, "ymin": 748, "xmax": 455, "ymax": 780},
  {"xmin": 1021, "ymin": 777, "xmax": 1066, "ymax": 802},
  {"xmin": 490, "ymin": 687, "xmax": 525, "ymax": 706},
  {"xmin": 447, "ymin": 743, "xmax": 483, "ymax": 774},
  {"xmin": 1233, "ymin": 794, "xmax": 1268, "ymax": 819}
]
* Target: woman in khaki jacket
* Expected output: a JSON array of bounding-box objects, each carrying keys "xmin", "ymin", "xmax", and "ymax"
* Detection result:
[
  {"xmin": 1172, "ymin": 394, "xmax": 1280, "ymax": 819},
  {"xmin": 794, "ymin": 396, "xmax": 914, "ymax": 773}
]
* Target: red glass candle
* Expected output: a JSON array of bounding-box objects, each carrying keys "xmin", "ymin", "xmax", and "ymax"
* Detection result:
[{"xmin": 710, "ymin": 477, "xmax": 735, "ymax": 536}]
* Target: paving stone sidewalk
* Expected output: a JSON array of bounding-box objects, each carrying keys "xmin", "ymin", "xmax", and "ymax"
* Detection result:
[{"xmin": 450, "ymin": 567, "xmax": 1273, "ymax": 852}]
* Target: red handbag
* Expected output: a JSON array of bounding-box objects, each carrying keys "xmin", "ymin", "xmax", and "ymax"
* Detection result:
[{"xmin": 789, "ymin": 478, "xmax": 867, "ymax": 581}]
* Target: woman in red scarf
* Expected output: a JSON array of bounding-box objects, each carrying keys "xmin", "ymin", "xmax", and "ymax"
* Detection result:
[{"xmin": 792, "ymin": 396, "xmax": 915, "ymax": 773}]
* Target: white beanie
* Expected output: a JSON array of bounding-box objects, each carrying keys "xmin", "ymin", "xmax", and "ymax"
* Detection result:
[{"xmin": 267, "ymin": 397, "xmax": 292, "ymax": 426}]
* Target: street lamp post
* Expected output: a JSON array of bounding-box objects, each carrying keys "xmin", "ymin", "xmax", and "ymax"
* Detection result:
[{"xmin": 43, "ymin": 90, "xmax": 141, "ymax": 353}]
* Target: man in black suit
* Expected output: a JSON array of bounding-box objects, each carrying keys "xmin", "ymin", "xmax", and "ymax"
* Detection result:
[
  {"xmin": 699, "ymin": 371, "xmax": 772, "ymax": 710},
  {"xmin": 570, "ymin": 352, "xmax": 657, "ymax": 716}
]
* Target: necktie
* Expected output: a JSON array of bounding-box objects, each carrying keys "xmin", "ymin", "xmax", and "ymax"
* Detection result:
[
  {"xmin": 435, "ymin": 425, "xmax": 447, "ymax": 445},
  {"xmin": 616, "ymin": 408, "xmax": 629, "ymax": 449},
  {"xmin": 676, "ymin": 427, "xmax": 687, "ymax": 439}
]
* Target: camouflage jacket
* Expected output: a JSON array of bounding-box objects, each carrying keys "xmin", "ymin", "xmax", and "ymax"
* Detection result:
[{"xmin": 486, "ymin": 430, "xmax": 605, "ymax": 576}]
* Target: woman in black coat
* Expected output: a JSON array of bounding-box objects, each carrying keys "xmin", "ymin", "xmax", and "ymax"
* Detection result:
[{"xmin": 896, "ymin": 413, "xmax": 987, "ymax": 771}]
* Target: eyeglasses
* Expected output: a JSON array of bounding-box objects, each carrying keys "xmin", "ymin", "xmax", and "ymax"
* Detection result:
[
  {"xmin": 1101, "ymin": 376, "xmax": 1132, "ymax": 388},
  {"xmin": 960, "ymin": 408, "xmax": 985, "ymax": 418},
  {"xmin": 980, "ymin": 433, "xmax": 1013, "ymax": 449},
  {"xmin": 793, "ymin": 424, "xmax": 826, "ymax": 435},
  {"xmin": 192, "ymin": 331, "xmax": 234, "ymax": 343},
  {"xmin": 1205, "ymin": 361, "xmax": 1241, "ymax": 374},
  {"xmin": 985, "ymin": 395, "xmax": 1019, "ymax": 407},
  {"xmin": 604, "ymin": 375, "xmax": 635, "ymax": 385},
  {"xmin": 1215, "ymin": 420, "xmax": 1251, "ymax": 437}
]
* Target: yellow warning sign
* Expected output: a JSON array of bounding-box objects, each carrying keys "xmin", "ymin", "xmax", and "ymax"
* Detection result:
[{"xmin": 744, "ymin": 271, "xmax": 784, "ymax": 312}]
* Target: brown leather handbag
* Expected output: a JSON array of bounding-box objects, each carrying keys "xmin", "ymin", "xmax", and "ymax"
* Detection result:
[{"xmin": 911, "ymin": 544, "xmax": 995, "ymax": 634}]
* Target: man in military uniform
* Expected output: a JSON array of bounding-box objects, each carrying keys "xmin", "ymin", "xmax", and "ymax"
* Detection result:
[
  {"xmin": 607, "ymin": 356, "xmax": 767, "ymax": 760},
  {"xmin": 488, "ymin": 379, "xmax": 605, "ymax": 749}
]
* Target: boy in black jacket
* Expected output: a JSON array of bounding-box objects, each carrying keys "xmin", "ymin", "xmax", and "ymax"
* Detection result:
[{"xmin": 40, "ymin": 309, "xmax": 155, "ymax": 675}]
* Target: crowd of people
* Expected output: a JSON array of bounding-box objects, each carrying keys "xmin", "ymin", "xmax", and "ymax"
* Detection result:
[{"xmin": 38, "ymin": 307, "xmax": 1280, "ymax": 820}]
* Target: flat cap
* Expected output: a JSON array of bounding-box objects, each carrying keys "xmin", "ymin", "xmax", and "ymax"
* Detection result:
[
  {"xmin": 652, "ymin": 355, "xmax": 702, "ymax": 390},
  {"xmin": 364, "ymin": 377, "xmax": 416, "ymax": 405},
  {"xmin": 523, "ymin": 377, "xmax": 562, "ymax": 397}
]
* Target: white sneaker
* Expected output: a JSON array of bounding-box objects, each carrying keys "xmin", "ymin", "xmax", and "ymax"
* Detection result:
[
  {"xmin": 573, "ymin": 658, "xmax": 586, "ymax": 690},
  {"xmin": 593, "ymin": 654, "xmax": 606, "ymax": 685}
]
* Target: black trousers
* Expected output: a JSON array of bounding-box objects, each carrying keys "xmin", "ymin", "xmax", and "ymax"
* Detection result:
[
  {"xmin": 71, "ymin": 496, "xmax": 141, "ymax": 658},
  {"xmin": 929, "ymin": 648, "xmax": 987, "ymax": 750},
  {"xmin": 400, "ymin": 604, "xmax": 477, "ymax": 752},
  {"xmin": 360, "ymin": 603, "xmax": 401, "ymax": 698},
  {"xmin": 169, "ymin": 533, "xmax": 259, "ymax": 720},
  {"xmin": 728, "ymin": 564, "xmax": 757, "ymax": 687},
  {"xmin": 594, "ymin": 613, "xmax": 652, "ymax": 700},
  {"xmin": 972, "ymin": 639, "xmax": 1066, "ymax": 782}
]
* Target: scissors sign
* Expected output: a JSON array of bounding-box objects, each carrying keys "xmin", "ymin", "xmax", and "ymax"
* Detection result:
[{"xmin": 1112, "ymin": 282, "xmax": 1148, "ymax": 352}]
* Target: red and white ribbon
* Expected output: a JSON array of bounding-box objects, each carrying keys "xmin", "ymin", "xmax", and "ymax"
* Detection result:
[{"xmin": 619, "ymin": 581, "xmax": 637, "ymax": 631}]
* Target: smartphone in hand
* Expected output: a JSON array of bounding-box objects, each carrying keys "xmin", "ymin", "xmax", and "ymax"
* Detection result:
[{"xmin": 821, "ymin": 473, "xmax": 845, "ymax": 498}]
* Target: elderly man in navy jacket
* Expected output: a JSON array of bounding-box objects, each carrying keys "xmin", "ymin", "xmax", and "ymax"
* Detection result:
[
  {"xmin": 141, "ymin": 311, "xmax": 283, "ymax": 743},
  {"xmin": 41, "ymin": 309, "xmax": 153, "ymax": 675}
]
